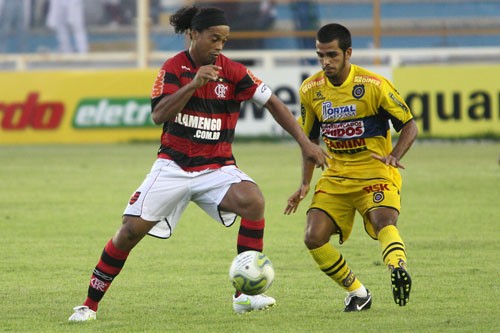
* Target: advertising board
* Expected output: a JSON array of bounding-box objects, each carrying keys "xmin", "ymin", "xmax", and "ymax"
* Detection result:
[
  {"xmin": 394, "ymin": 65, "xmax": 500, "ymax": 137},
  {"xmin": 2, "ymin": 63, "xmax": 498, "ymax": 144}
]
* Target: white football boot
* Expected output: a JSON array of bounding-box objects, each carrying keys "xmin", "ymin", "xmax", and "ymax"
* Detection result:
[
  {"xmin": 68, "ymin": 305, "xmax": 96, "ymax": 321},
  {"xmin": 232, "ymin": 293, "xmax": 276, "ymax": 314}
]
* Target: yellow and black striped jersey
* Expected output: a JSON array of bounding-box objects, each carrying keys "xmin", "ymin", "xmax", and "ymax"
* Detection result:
[{"xmin": 299, "ymin": 64, "xmax": 414, "ymax": 180}]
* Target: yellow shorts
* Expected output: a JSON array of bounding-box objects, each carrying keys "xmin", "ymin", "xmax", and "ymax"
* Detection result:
[{"xmin": 309, "ymin": 176, "xmax": 402, "ymax": 243}]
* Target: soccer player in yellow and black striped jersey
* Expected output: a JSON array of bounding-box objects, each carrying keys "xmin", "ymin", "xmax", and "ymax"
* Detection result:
[{"xmin": 284, "ymin": 23, "xmax": 418, "ymax": 312}]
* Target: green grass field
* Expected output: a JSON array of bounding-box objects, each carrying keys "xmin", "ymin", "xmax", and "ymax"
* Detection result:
[{"xmin": 1, "ymin": 141, "xmax": 499, "ymax": 332}]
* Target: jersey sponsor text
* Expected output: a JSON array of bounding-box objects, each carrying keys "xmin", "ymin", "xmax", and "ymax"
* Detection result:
[
  {"xmin": 301, "ymin": 77, "xmax": 326, "ymax": 93},
  {"xmin": 325, "ymin": 138, "xmax": 367, "ymax": 154},
  {"xmin": 363, "ymin": 184, "xmax": 390, "ymax": 193},
  {"xmin": 353, "ymin": 75, "xmax": 381, "ymax": 86},
  {"xmin": 322, "ymin": 120, "xmax": 365, "ymax": 139},
  {"xmin": 174, "ymin": 113, "xmax": 222, "ymax": 141},
  {"xmin": 322, "ymin": 102, "xmax": 357, "ymax": 120},
  {"xmin": 151, "ymin": 70, "xmax": 165, "ymax": 98}
]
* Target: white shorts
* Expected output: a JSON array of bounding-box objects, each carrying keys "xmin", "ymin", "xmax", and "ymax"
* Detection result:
[{"xmin": 123, "ymin": 158, "xmax": 254, "ymax": 239}]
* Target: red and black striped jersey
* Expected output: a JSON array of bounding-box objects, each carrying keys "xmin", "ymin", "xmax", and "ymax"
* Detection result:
[{"xmin": 150, "ymin": 51, "xmax": 262, "ymax": 171}]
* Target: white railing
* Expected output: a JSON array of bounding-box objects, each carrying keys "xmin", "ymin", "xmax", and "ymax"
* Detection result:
[{"xmin": 1, "ymin": 47, "xmax": 500, "ymax": 71}]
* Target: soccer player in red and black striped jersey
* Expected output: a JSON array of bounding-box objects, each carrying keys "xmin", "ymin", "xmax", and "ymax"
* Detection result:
[{"xmin": 68, "ymin": 6, "xmax": 328, "ymax": 321}]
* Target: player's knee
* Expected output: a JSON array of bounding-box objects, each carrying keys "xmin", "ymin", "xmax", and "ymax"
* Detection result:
[
  {"xmin": 223, "ymin": 182, "xmax": 265, "ymax": 218},
  {"xmin": 114, "ymin": 217, "xmax": 148, "ymax": 250},
  {"xmin": 372, "ymin": 219, "xmax": 398, "ymax": 236},
  {"xmin": 239, "ymin": 192, "xmax": 265, "ymax": 219},
  {"xmin": 368, "ymin": 208, "xmax": 399, "ymax": 235},
  {"xmin": 304, "ymin": 230, "xmax": 326, "ymax": 250},
  {"xmin": 249, "ymin": 193, "xmax": 265, "ymax": 212},
  {"xmin": 304, "ymin": 212, "xmax": 332, "ymax": 249}
]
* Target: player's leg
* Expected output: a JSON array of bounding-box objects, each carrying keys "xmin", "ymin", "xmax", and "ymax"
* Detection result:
[
  {"xmin": 68, "ymin": 216, "xmax": 155, "ymax": 321},
  {"xmin": 89, "ymin": 217, "xmax": 154, "ymax": 307},
  {"xmin": 368, "ymin": 207, "xmax": 407, "ymax": 269},
  {"xmin": 67, "ymin": 0, "xmax": 89, "ymax": 53},
  {"xmin": 46, "ymin": 1, "xmax": 72, "ymax": 53},
  {"xmin": 219, "ymin": 180, "xmax": 276, "ymax": 313},
  {"xmin": 221, "ymin": 181, "xmax": 265, "ymax": 253},
  {"xmin": 70, "ymin": 159, "xmax": 189, "ymax": 321},
  {"xmin": 368, "ymin": 207, "xmax": 411, "ymax": 306},
  {"xmin": 196, "ymin": 167, "xmax": 266, "ymax": 255},
  {"xmin": 305, "ymin": 208, "xmax": 371, "ymax": 312}
]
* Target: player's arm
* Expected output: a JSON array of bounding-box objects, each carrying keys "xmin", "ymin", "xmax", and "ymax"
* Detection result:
[
  {"xmin": 372, "ymin": 119, "xmax": 417, "ymax": 169},
  {"xmin": 264, "ymin": 94, "xmax": 329, "ymax": 169},
  {"xmin": 151, "ymin": 65, "xmax": 221, "ymax": 124},
  {"xmin": 388, "ymin": 119, "xmax": 418, "ymax": 166},
  {"xmin": 284, "ymin": 92, "xmax": 322, "ymax": 215},
  {"xmin": 284, "ymin": 137, "xmax": 319, "ymax": 215},
  {"xmin": 371, "ymin": 82, "xmax": 418, "ymax": 168}
]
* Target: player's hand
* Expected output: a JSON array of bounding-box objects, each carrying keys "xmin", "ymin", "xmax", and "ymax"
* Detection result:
[
  {"xmin": 191, "ymin": 65, "xmax": 222, "ymax": 88},
  {"xmin": 284, "ymin": 184, "xmax": 310, "ymax": 215},
  {"xmin": 303, "ymin": 142, "xmax": 329, "ymax": 170},
  {"xmin": 371, "ymin": 153, "xmax": 405, "ymax": 169}
]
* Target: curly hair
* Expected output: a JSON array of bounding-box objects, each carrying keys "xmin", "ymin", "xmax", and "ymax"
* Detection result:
[
  {"xmin": 169, "ymin": 6, "xmax": 199, "ymax": 34},
  {"xmin": 170, "ymin": 6, "xmax": 228, "ymax": 34}
]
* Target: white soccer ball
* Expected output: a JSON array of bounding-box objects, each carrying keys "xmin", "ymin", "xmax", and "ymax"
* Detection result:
[{"xmin": 229, "ymin": 250, "xmax": 275, "ymax": 295}]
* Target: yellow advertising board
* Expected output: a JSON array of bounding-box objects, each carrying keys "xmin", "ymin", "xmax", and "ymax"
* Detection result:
[
  {"xmin": 2, "ymin": 65, "xmax": 499, "ymax": 144},
  {"xmin": 0, "ymin": 69, "xmax": 159, "ymax": 144},
  {"xmin": 393, "ymin": 65, "xmax": 500, "ymax": 137}
]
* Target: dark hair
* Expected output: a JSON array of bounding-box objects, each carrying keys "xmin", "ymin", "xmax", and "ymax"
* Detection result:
[
  {"xmin": 170, "ymin": 6, "xmax": 228, "ymax": 34},
  {"xmin": 317, "ymin": 23, "xmax": 352, "ymax": 51}
]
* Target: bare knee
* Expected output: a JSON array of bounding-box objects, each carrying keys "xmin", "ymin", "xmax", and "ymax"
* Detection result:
[
  {"xmin": 220, "ymin": 182, "xmax": 265, "ymax": 220},
  {"xmin": 113, "ymin": 216, "xmax": 154, "ymax": 251},
  {"xmin": 244, "ymin": 193, "xmax": 265, "ymax": 218},
  {"xmin": 368, "ymin": 207, "xmax": 399, "ymax": 236},
  {"xmin": 304, "ymin": 228, "xmax": 330, "ymax": 249},
  {"xmin": 304, "ymin": 210, "xmax": 337, "ymax": 250}
]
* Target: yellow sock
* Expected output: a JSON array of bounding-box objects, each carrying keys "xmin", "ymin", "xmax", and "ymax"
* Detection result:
[
  {"xmin": 309, "ymin": 242, "xmax": 362, "ymax": 292},
  {"xmin": 378, "ymin": 225, "xmax": 407, "ymax": 270}
]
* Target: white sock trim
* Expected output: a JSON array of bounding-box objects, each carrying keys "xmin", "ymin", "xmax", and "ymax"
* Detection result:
[{"xmin": 348, "ymin": 285, "xmax": 368, "ymax": 298}]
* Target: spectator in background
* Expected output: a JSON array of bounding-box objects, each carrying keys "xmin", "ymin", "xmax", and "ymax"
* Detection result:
[
  {"xmin": 205, "ymin": 0, "xmax": 276, "ymax": 50},
  {"xmin": 150, "ymin": 0, "xmax": 161, "ymax": 25},
  {"xmin": 32, "ymin": 0, "xmax": 50, "ymax": 28},
  {"xmin": 258, "ymin": 0, "xmax": 277, "ymax": 31},
  {"xmin": 102, "ymin": 0, "xmax": 125, "ymax": 27},
  {"xmin": 0, "ymin": 0, "xmax": 31, "ymax": 53},
  {"xmin": 46, "ymin": 0, "xmax": 89, "ymax": 53},
  {"xmin": 291, "ymin": 0, "xmax": 319, "ymax": 49},
  {"xmin": 241, "ymin": 0, "xmax": 277, "ymax": 49}
]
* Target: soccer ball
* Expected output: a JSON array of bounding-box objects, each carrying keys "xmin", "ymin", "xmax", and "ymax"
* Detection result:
[{"xmin": 229, "ymin": 250, "xmax": 275, "ymax": 295}]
